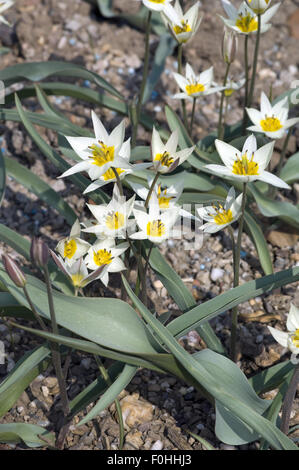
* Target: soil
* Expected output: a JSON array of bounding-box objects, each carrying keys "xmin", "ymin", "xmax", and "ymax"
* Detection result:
[{"xmin": 0, "ymin": 0, "xmax": 298, "ymax": 451}]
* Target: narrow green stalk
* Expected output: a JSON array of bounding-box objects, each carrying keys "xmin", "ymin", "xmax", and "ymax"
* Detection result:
[
  {"xmin": 230, "ymin": 183, "xmax": 247, "ymax": 362},
  {"xmin": 277, "ymin": 127, "xmax": 293, "ymax": 176},
  {"xmin": 133, "ymin": 10, "xmax": 152, "ymax": 147},
  {"xmin": 112, "ymin": 167, "xmax": 124, "ymax": 196},
  {"xmin": 280, "ymin": 363, "xmax": 299, "ymax": 434},
  {"xmin": 242, "ymin": 34, "xmax": 250, "ymax": 134},
  {"xmin": 44, "ymin": 266, "xmax": 70, "ymax": 417},
  {"xmin": 217, "ymin": 62, "xmax": 231, "ymax": 139},
  {"xmin": 177, "ymin": 43, "xmax": 188, "ymax": 129},
  {"xmin": 23, "ymin": 285, "xmax": 48, "ymax": 331},
  {"xmin": 144, "ymin": 243, "xmax": 153, "ymax": 280},
  {"xmin": 190, "ymin": 98, "xmax": 197, "ymax": 139},
  {"xmin": 144, "ymin": 172, "xmax": 160, "ymax": 209},
  {"xmin": 248, "ymin": 14, "xmax": 261, "ymax": 107},
  {"xmin": 94, "ymin": 356, "xmax": 125, "ymax": 449}
]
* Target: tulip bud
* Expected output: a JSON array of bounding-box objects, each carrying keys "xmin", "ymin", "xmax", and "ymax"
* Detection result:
[
  {"xmin": 2, "ymin": 254, "xmax": 26, "ymax": 288},
  {"xmin": 245, "ymin": 0, "xmax": 271, "ymax": 14},
  {"xmin": 222, "ymin": 29, "xmax": 237, "ymax": 65},
  {"xmin": 30, "ymin": 238, "xmax": 49, "ymax": 268}
]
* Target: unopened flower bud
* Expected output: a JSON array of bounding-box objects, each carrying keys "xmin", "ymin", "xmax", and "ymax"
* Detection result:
[
  {"xmin": 2, "ymin": 254, "xmax": 26, "ymax": 288},
  {"xmin": 222, "ymin": 29, "xmax": 237, "ymax": 65},
  {"xmin": 30, "ymin": 238, "xmax": 49, "ymax": 268},
  {"xmin": 245, "ymin": 0, "xmax": 271, "ymax": 14}
]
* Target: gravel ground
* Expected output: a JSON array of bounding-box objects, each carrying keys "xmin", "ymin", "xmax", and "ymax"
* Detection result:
[{"xmin": 0, "ymin": 0, "xmax": 298, "ymax": 450}]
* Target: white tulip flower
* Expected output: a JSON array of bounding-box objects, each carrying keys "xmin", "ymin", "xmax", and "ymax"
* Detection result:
[
  {"xmin": 223, "ymin": 78, "xmax": 246, "ymax": 97},
  {"xmin": 197, "ymin": 187, "xmax": 243, "ymax": 233},
  {"xmin": 85, "ymin": 238, "xmax": 128, "ymax": 287},
  {"xmin": 220, "ymin": 0, "xmax": 280, "ymax": 35},
  {"xmin": 151, "ymin": 127, "xmax": 195, "ymax": 174},
  {"xmin": 130, "ymin": 178, "xmax": 184, "ymax": 210},
  {"xmin": 0, "ymin": 0, "xmax": 14, "ymax": 26},
  {"xmin": 138, "ymin": 0, "xmax": 173, "ymax": 12},
  {"xmin": 246, "ymin": 92, "xmax": 299, "ymax": 139},
  {"xmin": 245, "ymin": 0, "xmax": 272, "ymax": 14},
  {"xmin": 268, "ymin": 304, "xmax": 299, "ymax": 357},
  {"xmin": 173, "ymin": 64, "xmax": 223, "ymax": 101},
  {"xmin": 56, "ymin": 219, "xmax": 90, "ymax": 267},
  {"xmin": 59, "ymin": 111, "xmax": 132, "ymax": 181},
  {"xmin": 162, "ymin": 0, "xmax": 202, "ymax": 44},
  {"xmin": 50, "ymin": 253, "xmax": 107, "ymax": 289},
  {"xmin": 206, "ymin": 134, "xmax": 291, "ymax": 189},
  {"xmin": 83, "ymin": 139, "xmax": 151, "ymax": 194},
  {"xmin": 83, "ymin": 185, "xmax": 135, "ymax": 239},
  {"xmin": 130, "ymin": 194, "xmax": 180, "ymax": 244}
]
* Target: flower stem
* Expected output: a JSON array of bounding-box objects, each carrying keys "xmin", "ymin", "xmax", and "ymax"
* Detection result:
[
  {"xmin": 112, "ymin": 167, "xmax": 124, "ymax": 196},
  {"xmin": 144, "ymin": 171, "xmax": 160, "ymax": 209},
  {"xmin": 230, "ymin": 183, "xmax": 247, "ymax": 362},
  {"xmin": 190, "ymin": 98, "xmax": 197, "ymax": 139},
  {"xmin": 217, "ymin": 62, "xmax": 231, "ymax": 140},
  {"xmin": 248, "ymin": 14, "xmax": 261, "ymax": 108},
  {"xmin": 132, "ymin": 10, "xmax": 152, "ymax": 147},
  {"xmin": 94, "ymin": 355, "xmax": 125, "ymax": 449},
  {"xmin": 277, "ymin": 127, "xmax": 293, "ymax": 177},
  {"xmin": 178, "ymin": 43, "xmax": 188, "ymax": 129},
  {"xmin": 44, "ymin": 266, "xmax": 70, "ymax": 418},
  {"xmin": 23, "ymin": 285, "xmax": 48, "ymax": 331},
  {"xmin": 242, "ymin": 34, "xmax": 249, "ymax": 134},
  {"xmin": 280, "ymin": 363, "xmax": 299, "ymax": 434}
]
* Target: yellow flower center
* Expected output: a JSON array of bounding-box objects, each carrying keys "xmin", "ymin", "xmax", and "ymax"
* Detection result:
[
  {"xmin": 154, "ymin": 151, "xmax": 174, "ymax": 168},
  {"xmin": 173, "ymin": 20, "xmax": 192, "ymax": 35},
  {"xmin": 185, "ymin": 83, "xmax": 205, "ymax": 95},
  {"xmin": 224, "ymin": 88, "xmax": 235, "ymax": 97},
  {"xmin": 149, "ymin": 0, "xmax": 165, "ymax": 3},
  {"xmin": 93, "ymin": 249, "xmax": 112, "ymax": 267},
  {"xmin": 235, "ymin": 13, "xmax": 258, "ymax": 33},
  {"xmin": 102, "ymin": 167, "xmax": 125, "ymax": 181},
  {"xmin": 89, "ymin": 141, "xmax": 115, "ymax": 167},
  {"xmin": 64, "ymin": 239, "xmax": 77, "ymax": 259},
  {"xmin": 232, "ymin": 152, "xmax": 259, "ymax": 176},
  {"xmin": 292, "ymin": 329, "xmax": 299, "ymax": 348},
  {"xmin": 105, "ymin": 211, "xmax": 125, "ymax": 230},
  {"xmin": 157, "ymin": 185, "xmax": 174, "ymax": 209},
  {"xmin": 147, "ymin": 219, "xmax": 166, "ymax": 238},
  {"xmin": 260, "ymin": 116, "xmax": 283, "ymax": 132},
  {"xmin": 71, "ymin": 273, "xmax": 84, "ymax": 287},
  {"xmin": 212, "ymin": 206, "xmax": 234, "ymax": 225}
]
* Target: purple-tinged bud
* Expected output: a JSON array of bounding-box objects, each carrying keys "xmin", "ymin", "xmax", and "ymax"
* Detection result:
[
  {"xmin": 30, "ymin": 238, "xmax": 49, "ymax": 268},
  {"xmin": 2, "ymin": 254, "xmax": 26, "ymax": 288},
  {"xmin": 222, "ymin": 29, "xmax": 238, "ymax": 65}
]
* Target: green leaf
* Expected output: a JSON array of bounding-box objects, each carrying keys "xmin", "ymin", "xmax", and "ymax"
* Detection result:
[
  {"xmin": 167, "ymin": 266, "xmax": 299, "ymax": 338},
  {"xmin": 4, "ymin": 156, "xmax": 77, "ymax": 226},
  {"xmin": 244, "ymin": 212, "xmax": 273, "ymax": 275},
  {"xmin": 187, "ymin": 431, "xmax": 216, "ymax": 450},
  {"xmin": 147, "ymin": 244, "xmax": 225, "ymax": 354},
  {"xmin": 78, "ymin": 364, "xmax": 137, "ymax": 426},
  {"xmin": 249, "ymin": 360, "xmax": 295, "ymax": 395},
  {"xmin": 0, "ymin": 60, "xmax": 123, "ymax": 99},
  {"xmin": 0, "ymin": 292, "xmax": 34, "ymax": 319},
  {"xmin": 250, "ymin": 184, "xmax": 299, "ymax": 230},
  {"xmin": 143, "ymin": 34, "xmax": 176, "ymax": 104},
  {"xmin": 69, "ymin": 361, "xmax": 125, "ymax": 417},
  {"xmin": 0, "ymin": 150, "xmax": 6, "ymax": 208},
  {"xmin": 0, "ymin": 267, "xmax": 160, "ymax": 356},
  {"xmin": 280, "ymin": 152, "xmax": 299, "ymax": 184},
  {"xmin": 0, "ymin": 346, "xmax": 51, "ymax": 417},
  {"xmin": 0, "ymin": 423, "xmax": 55, "ymax": 448},
  {"xmin": 121, "ymin": 275, "xmax": 297, "ymax": 450}
]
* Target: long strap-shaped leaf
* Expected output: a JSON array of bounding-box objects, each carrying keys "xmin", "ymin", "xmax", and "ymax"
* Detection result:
[
  {"xmin": 121, "ymin": 275, "xmax": 297, "ymax": 450},
  {"xmin": 167, "ymin": 266, "xmax": 299, "ymax": 338}
]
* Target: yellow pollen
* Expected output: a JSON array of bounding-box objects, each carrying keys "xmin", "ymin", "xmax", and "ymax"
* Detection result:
[
  {"xmin": 224, "ymin": 88, "xmax": 235, "ymax": 97},
  {"xmin": 154, "ymin": 151, "xmax": 174, "ymax": 168},
  {"xmin": 149, "ymin": 0, "xmax": 165, "ymax": 3},
  {"xmin": 64, "ymin": 239, "xmax": 77, "ymax": 259},
  {"xmin": 260, "ymin": 116, "xmax": 283, "ymax": 132},
  {"xmin": 235, "ymin": 13, "xmax": 258, "ymax": 33},
  {"xmin": 157, "ymin": 185, "xmax": 174, "ymax": 209},
  {"xmin": 291, "ymin": 329, "xmax": 299, "ymax": 348},
  {"xmin": 185, "ymin": 83, "xmax": 205, "ymax": 95},
  {"xmin": 105, "ymin": 211, "xmax": 125, "ymax": 230},
  {"xmin": 89, "ymin": 141, "xmax": 115, "ymax": 167},
  {"xmin": 232, "ymin": 152, "xmax": 259, "ymax": 176},
  {"xmin": 71, "ymin": 273, "xmax": 84, "ymax": 287},
  {"xmin": 213, "ymin": 208, "xmax": 233, "ymax": 226},
  {"xmin": 102, "ymin": 167, "xmax": 124, "ymax": 181},
  {"xmin": 173, "ymin": 20, "xmax": 192, "ymax": 35},
  {"xmin": 93, "ymin": 249, "xmax": 112, "ymax": 267},
  {"xmin": 147, "ymin": 219, "xmax": 166, "ymax": 238}
]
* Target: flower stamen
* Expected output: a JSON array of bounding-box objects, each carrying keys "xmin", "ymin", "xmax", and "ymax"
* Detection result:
[{"xmin": 147, "ymin": 219, "xmax": 166, "ymax": 237}]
